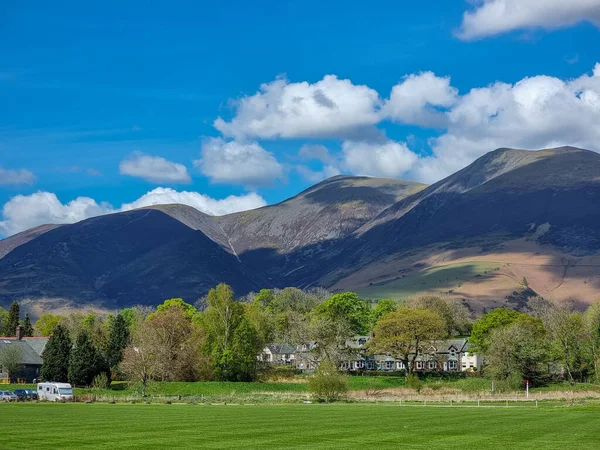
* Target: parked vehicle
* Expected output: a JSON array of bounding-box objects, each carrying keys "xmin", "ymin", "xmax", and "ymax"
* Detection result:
[
  {"xmin": 25, "ymin": 389, "xmax": 38, "ymax": 400},
  {"xmin": 0, "ymin": 391, "xmax": 18, "ymax": 402},
  {"xmin": 13, "ymin": 389, "xmax": 38, "ymax": 401},
  {"xmin": 37, "ymin": 382, "xmax": 74, "ymax": 402}
]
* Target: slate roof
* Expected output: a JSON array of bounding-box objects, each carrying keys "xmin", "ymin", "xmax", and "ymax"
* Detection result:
[
  {"xmin": 0, "ymin": 340, "xmax": 43, "ymax": 366},
  {"xmin": 266, "ymin": 344, "xmax": 297, "ymax": 354},
  {"xmin": 21, "ymin": 337, "xmax": 49, "ymax": 357}
]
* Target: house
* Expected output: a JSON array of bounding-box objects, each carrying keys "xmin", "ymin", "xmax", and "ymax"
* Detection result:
[
  {"xmin": 339, "ymin": 337, "xmax": 479, "ymax": 373},
  {"xmin": 260, "ymin": 337, "xmax": 483, "ymax": 374},
  {"xmin": 260, "ymin": 344, "xmax": 298, "ymax": 366},
  {"xmin": 0, "ymin": 326, "xmax": 49, "ymax": 383}
]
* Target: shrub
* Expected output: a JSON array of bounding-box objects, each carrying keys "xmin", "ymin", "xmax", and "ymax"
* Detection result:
[
  {"xmin": 92, "ymin": 372, "xmax": 110, "ymax": 391},
  {"xmin": 406, "ymin": 374, "xmax": 424, "ymax": 393},
  {"xmin": 308, "ymin": 360, "xmax": 349, "ymax": 403}
]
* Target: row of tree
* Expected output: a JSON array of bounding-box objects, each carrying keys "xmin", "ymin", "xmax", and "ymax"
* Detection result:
[{"xmin": 0, "ymin": 301, "xmax": 33, "ymax": 337}]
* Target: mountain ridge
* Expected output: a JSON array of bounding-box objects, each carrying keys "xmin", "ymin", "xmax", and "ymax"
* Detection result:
[{"xmin": 2, "ymin": 146, "xmax": 600, "ymax": 314}]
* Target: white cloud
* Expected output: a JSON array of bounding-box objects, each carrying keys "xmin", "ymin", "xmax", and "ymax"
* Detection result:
[
  {"xmin": 414, "ymin": 64, "xmax": 600, "ymax": 182},
  {"xmin": 341, "ymin": 140, "xmax": 419, "ymax": 178},
  {"xmin": 383, "ymin": 72, "xmax": 457, "ymax": 127},
  {"xmin": 0, "ymin": 192, "xmax": 113, "ymax": 236},
  {"xmin": 119, "ymin": 153, "xmax": 191, "ymax": 184},
  {"xmin": 0, "ymin": 189, "xmax": 266, "ymax": 237},
  {"xmin": 195, "ymin": 138, "xmax": 284, "ymax": 187},
  {"xmin": 214, "ymin": 75, "xmax": 382, "ymax": 139},
  {"xmin": 295, "ymin": 165, "xmax": 341, "ymax": 183},
  {"xmin": 457, "ymin": 0, "xmax": 600, "ymax": 40},
  {"xmin": 0, "ymin": 166, "xmax": 36, "ymax": 185},
  {"xmin": 298, "ymin": 144, "xmax": 334, "ymax": 164}
]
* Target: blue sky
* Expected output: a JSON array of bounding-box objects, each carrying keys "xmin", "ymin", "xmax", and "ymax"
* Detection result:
[{"xmin": 1, "ymin": 0, "xmax": 600, "ymax": 236}]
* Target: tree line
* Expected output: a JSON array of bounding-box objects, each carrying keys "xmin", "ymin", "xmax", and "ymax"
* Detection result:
[{"xmin": 3, "ymin": 285, "xmax": 600, "ymax": 392}]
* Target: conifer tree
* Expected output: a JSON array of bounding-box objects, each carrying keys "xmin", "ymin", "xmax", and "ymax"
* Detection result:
[
  {"xmin": 22, "ymin": 313, "xmax": 34, "ymax": 337},
  {"xmin": 106, "ymin": 314, "xmax": 130, "ymax": 368},
  {"xmin": 3, "ymin": 301, "xmax": 20, "ymax": 336},
  {"xmin": 41, "ymin": 325, "xmax": 72, "ymax": 382},
  {"xmin": 68, "ymin": 330, "xmax": 108, "ymax": 386}
]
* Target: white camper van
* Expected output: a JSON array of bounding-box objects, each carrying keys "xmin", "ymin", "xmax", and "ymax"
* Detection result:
[{"xmin": 37, "ymin": 382, "xmax": 74, "ymax": 402}]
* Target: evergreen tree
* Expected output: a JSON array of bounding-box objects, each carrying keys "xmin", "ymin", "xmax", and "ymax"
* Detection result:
[
  {"xmin": 3, "ymin": 301, "xmax": 20, "ymax": 336},
  {"xmin": 41, "ymin": 325, "xmax": 72, "ymax": 382},
  {"xmin": 68, "ymin": 330, "xmax": 108, "ymax": 386},
  {"xmin": 106, "ymin": 314, "xmax": 130, "ymax": 368},
  {"xmin": 22, "ymin": 313, "xmax": 34, "ymax": 337}
]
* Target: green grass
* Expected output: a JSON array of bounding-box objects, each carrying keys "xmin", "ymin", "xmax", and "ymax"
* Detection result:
[
  {"xmin": 1, "ymin": 403, "xmax": 600, "ymax": 449},
  {"xmin": 355, "ymin": 261, "xmax": 501, "ymax": 301}
]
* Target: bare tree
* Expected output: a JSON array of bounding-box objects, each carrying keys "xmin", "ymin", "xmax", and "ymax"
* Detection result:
[
  {"xmin": 0, "ymin": 344, "xmax": 23, "ymax": 383},
  {"xmin": 119, "ymin": 322, "xmax": 157, "ymax": 397}
]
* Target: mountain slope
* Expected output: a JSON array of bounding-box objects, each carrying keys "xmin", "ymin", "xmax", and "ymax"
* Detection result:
[
  {"xmin": 325, "ymin": 147, "xmax": 600, "ymax": 309},
  {"xmin": 0, "ymin": 206, "xmax": 256, "ymax": 309},
  {"xmin": 2, "ymin": 147, "xmax": 600, "ymax": 313}
]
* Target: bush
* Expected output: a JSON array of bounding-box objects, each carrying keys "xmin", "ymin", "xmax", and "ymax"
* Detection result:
[
  {"xmin": 308, "ymin": 360, "xmax": 349, "ymax": 403},
  {"xmin": 406, "ymin": 374, "xmax": 424, "ymax": 393},
  {"xmin": 92, "ymin": 372, "xmax": 110, "ymax": 391}
]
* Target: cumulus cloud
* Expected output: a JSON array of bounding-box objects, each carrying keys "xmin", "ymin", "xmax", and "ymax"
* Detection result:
[
  {"xmin": 0, "ymin": 166, "xmax": 36, "ymax": 185},
  {"xmin": 298, "ymin": 144, "xmax": 334, "ymax": 164},
  {"xmin": 383, "ymin": 72, "xmax": 457, "ymax": 127},
  {"xmin": 214, "ymin": 75, "xmax": 382, "ymax": 139},
  {"xmin": 0, "ymin": 189, "xmax": 266, "ymax": 237},
  {"xmin": 0, "ymin": 192, "xmax": 113, "ymax": 236},
  {"xmin": 295, "ymin": 165, "xmax": 341, "ymax": 183},
  {"xmin": 119, "ymin": 153, "xmax": 191, "ymax": 184},
  {"xmin": 457, "ymin": 0, "xmax": 600, "ymax": 40},
  {"xmin": 194, "ymin": 138, "xmax": 284, "ymax": 187},
  {"xmin": 341, "ymin": 140, "xmax": 419, "ymax": 178},
  {"xmin": 415, "ymin": 63, "xmax": 600, "ymax": 182}
]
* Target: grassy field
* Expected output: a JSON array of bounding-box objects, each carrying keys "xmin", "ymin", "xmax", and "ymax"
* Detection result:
[
  {"xmin": 355, "ymin": 261, "xmax": 501, "ymax": 300},
  {"xmin": 1, "ymin": 403, "xmax": 599, "ymax": 449}
]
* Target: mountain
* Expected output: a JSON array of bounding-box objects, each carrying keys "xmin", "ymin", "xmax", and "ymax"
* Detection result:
[
  {"xmin": 0, "ymin": 176, "xmax": 425, "ymax": 313},
  {"xmin": 2, "ymin": 146, "xmax": 600, "ymax": 315}
]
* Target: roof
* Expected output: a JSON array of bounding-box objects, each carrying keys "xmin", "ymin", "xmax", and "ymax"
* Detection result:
[
  {"xmin": 266, "ymin": 344, "xmax": 297, "ymax": 354},
  {"xmin": 21, "ymin": 337, "xmax": 49, "ymax": 357},
  {"xmin": 0, "ymin": 340, "xmax": 43, "ymax": 366}
]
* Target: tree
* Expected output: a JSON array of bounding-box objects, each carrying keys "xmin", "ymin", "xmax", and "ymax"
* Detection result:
[
  {"xmin": 371, "ymin": 299, "xmax": 397, "ymax": 324},
  {"xmin": 470, "ymin": 308, "xmax": 524, "ymax": 352},
  {"xmin": 368, "ymin": 307, "xmax": 446, "ymax": 376},
  {"xmin": 41, "ymin": 325, "xmax": 72, "ymax": 382},
  {"xmin": 308, "ymin": 359, "xmax": 349, "ymax": 403},
  {"xmin": 314, "ymin": 292, "xmax": 371, "ymax": 335},
  {"xmin": 0, "ymin": 307, "xmax": 9, "ymax": 335},
  {"xmin": 409, "ymin": 295, "xmax": 471, "ymax": 337},
  {"xmin": 2, "ymin": 301, "xmax": 20, "ymax": 336},
  {"xmin": 68, "ymin": 331, "xmax": 108, "ymax": 387},
  {"xmin": 120, "ymin": 322, "xmax": 158, "ymax": 397},
  {"xmin": 0, "ymin": 344, "xmax": 23, "ymax": 383},
  {"xmin": 22, "ymin": 313, "xmax": 34, "ymax": 337},
  {"xmin": 34, "ymin": 314, "xmax": 63, "ymax": 336},
  {"xmin": 584, "ymin": 300, "xmax": 600, "ymax": 381},
  {"xmin": 202, "ymin": 284, "xmax": 262, "ymax": 381},
  {"xmin": 106, "ymin": 314, "xmax": 130, "ymax": 369},
  {"xmin": 485, "ymin": 320, "xmax": 550, "ymax": 388},
  {"xmin": 146, "ymin": 305, "xmax": 203, "ymax": 381},
  {"xmin": 153, "ymin": 298, "xmax": 197, "ymax": 320}
]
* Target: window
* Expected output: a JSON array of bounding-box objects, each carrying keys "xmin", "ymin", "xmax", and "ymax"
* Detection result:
[
  {"xmin": 397, "ymin": 361, "xmax": 404, "ymax": 369},
  {"xmin": 416, "ymin": 361, "xmax": 423, "ymax": 370},
  {"xmin": 357, "ymin": 360, "xmax": 365, "ymax": 369},
  {"xmin": 428, "ymin": 361, "xmax": 436, "ymax": 370},
  {"xmin": 385, "ymin": 361, "xmax": 394, "ymax": 370},
  {"xmin": 448, "ymin": 361, "xmax": 457, "ymax": 370},
  {"xmin": 367, "ymin": 361, "xmax": 375, "ymax": 370}
]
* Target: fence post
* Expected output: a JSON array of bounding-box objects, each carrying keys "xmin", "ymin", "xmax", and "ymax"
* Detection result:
[
  {"xmin": 424, "ymin": 399, "xmax": 427, "ymax": 407},
  {"xmin": 477, "ymin": 399, "xmax": 480, "ymax": 407},
  {"xmin": 536, "ymin": 400, "xmax": 538, "ymax": 408},
  {"xmin": 505, "ymin": 400, "xmax": 508, "ymax": 407}
]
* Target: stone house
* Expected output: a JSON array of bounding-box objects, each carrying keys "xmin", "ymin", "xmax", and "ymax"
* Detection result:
[{"xmin": 0, "ymin": 326, "xmax": 49, "ymax": 383}]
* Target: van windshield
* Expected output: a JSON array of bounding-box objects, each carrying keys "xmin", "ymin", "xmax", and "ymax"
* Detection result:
[{"xmin": 59, "ymin": 388, "xmax": 73, "ymax": 395}]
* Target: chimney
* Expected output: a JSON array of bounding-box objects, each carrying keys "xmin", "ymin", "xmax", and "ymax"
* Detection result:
[{"xmin": 16, "ymin": 325, "xmax": 24, "ymax": 341}]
